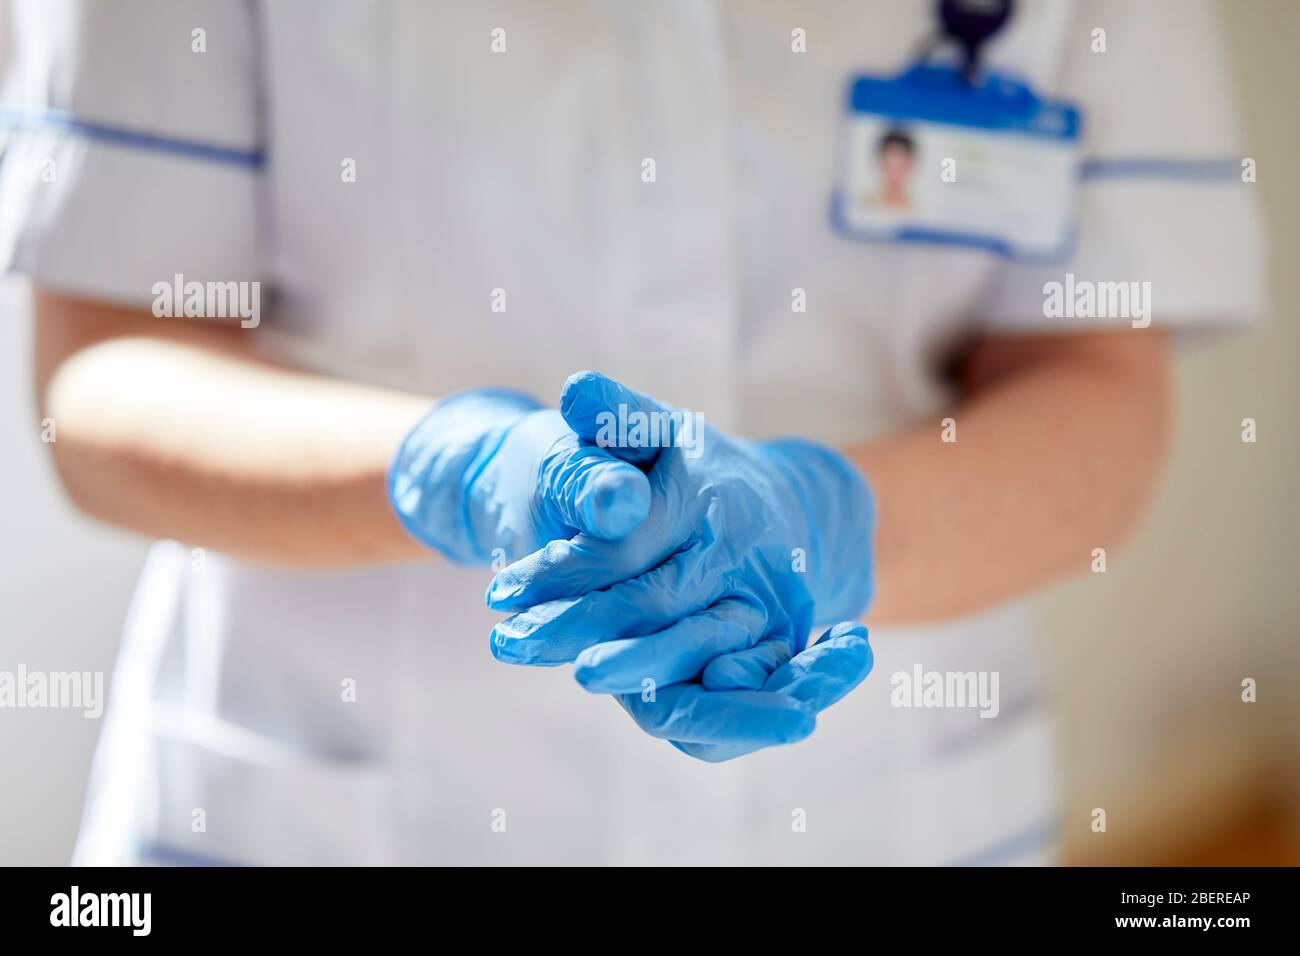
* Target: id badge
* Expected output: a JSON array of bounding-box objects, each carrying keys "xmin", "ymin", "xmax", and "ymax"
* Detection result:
[{"xmin": 832, "ymin": 64, "xmax": 1082, "ymax": 262}]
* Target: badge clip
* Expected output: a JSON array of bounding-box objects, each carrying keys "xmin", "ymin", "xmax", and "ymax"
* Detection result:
[{"xmin": 914, "ymin": 0, "xmax": 1016, "ymax": 82}]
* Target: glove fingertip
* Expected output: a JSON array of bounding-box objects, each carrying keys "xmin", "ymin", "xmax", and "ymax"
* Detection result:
[
  {"xmin": 783, "ymin": 709, "xmax": 817, "ymax": 744},
  {"xmin": 485, "ymin": 576, "xmax": 525, "ymax": 611},
  {"xmin": 576, "ymin": 465, "xmax": 651, "ymax": 539},
  {"xmin": 814, "ymin": 636, "xmax": 873, "ymax": 688},
  {"xmin": 836, "ymin": 632, "xmax": 874, "ymax": 682},
  {"xmin": 488, "ymin": 621, "xmax": 523, "ymax": 664},
  {"xmin": 572, "ymin": 661, "xmax": 626, "ymax": 695},
  {"xmin": 559, "ymin": 370, "xmax": 616, "ymax": 440},
  {"xmin": 571, "ymin": 644, "xmax": 614, "ymax": 692}
]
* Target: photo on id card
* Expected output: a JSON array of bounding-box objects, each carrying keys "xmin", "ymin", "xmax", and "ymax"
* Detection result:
[{"xmin": 833, "ymin": 65, "xmax": 1082, "ymax": 263}]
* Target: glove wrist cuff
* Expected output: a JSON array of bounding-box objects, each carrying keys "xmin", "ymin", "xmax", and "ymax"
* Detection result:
[
  {"xmin": 761, "ymin": 438, "xmax": 876, "ymax": 623},
  {"xmin": 388, "ymin": 387, "xmax": 543, "ymax": 563}
]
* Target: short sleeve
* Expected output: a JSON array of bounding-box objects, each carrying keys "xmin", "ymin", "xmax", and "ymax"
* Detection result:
[
  {"xmin": 0, "ymin": 0, "xmax": 263, "ymax": 307},
  {"xmin": 979, "ymin": 0, "xmax": 1266, "ymax": 333}
]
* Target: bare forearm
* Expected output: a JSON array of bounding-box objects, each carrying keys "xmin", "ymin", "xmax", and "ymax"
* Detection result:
[
  {"xmin": 36, "ymin": 291, "xmax": 430, "ymax": 566},
  {"xmin": 852, "ymin": 331, "xmax": 1171, "ymax": 624}
]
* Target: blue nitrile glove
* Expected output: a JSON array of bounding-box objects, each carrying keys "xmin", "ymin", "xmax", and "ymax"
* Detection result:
[
  {"xmin": 388, "ymin": 387, "xmax": 652, "ymax": 565},
  {"xmin": 484, "ymin": 372, "xmax": 876, "ymax": 758},
  {"xmin": 486, "ymin": 371, "xmax": 876, "ymax": 676},
  {"xmin": 619, "ymin": 622, "xmax": 873, "ymax": 763}
]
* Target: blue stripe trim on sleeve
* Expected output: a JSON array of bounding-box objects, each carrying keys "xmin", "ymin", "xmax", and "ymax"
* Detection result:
[
  {"xmin": 1080, "ymin": 157, "xmax": 1243, "ymax": 182},
  {"xmin": 0, "ymin": 107, "xmax": 264, "ymax": 170}
]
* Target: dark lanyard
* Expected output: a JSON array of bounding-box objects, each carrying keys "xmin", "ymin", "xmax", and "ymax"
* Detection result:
[{"xmin": 917, "ymin": 0, "xmax": 1016, "ymax": 81}]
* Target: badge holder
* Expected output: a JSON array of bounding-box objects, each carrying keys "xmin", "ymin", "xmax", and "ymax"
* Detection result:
[{"xmin": 832, "ymin": 0, "xmax": 1083, "ymax": 263}]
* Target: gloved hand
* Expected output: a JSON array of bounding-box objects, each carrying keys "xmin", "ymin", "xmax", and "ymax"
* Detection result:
[
  {"xmin": 484, "ymin": 372, "xmax": 877, "ymax": 758},
  {"xmin": 618, "ymin": 622, "xmax": 873, "ymax": 763},
  {"xmin": 388, "ymin": 387, "xmax": 652, "ymax": 565}
]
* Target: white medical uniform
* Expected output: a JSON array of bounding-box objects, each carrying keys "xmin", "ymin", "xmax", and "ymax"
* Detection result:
[{"xmin": 1, "ymin": 0, "xmax": 1263, "ymax": 865}]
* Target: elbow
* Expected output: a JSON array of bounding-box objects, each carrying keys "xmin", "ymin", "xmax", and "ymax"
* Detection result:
[
  {"xmin": 36, "ymin": 352, "xmax": 145, "ymax": 534},
  {"xmin": 41, "ymin": 415, "xmax": 128, "ymax": 529},
  {"xmin": 31, "ymin": 291, "xmax": 192, "ymax": 540}
]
